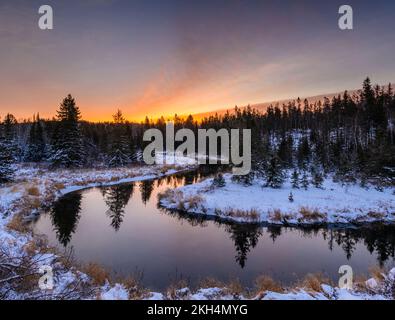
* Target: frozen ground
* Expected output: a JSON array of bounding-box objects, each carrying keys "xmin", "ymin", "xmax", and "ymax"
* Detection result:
[{"xmin": 160, "ymin": 173, "xmax": 395, "ymax": 225}]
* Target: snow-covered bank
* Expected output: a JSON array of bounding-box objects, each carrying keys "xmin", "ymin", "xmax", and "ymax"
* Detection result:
[
  {"xmin": 0, "ymin": 159, "xmax": 196, "ymax": 300},
  {"xmin": 159, "ymin": 174, "xmax": 395, "ymax": 225},
  {"xmin": 143, "ymin": 268, "xmax": 395, "ymax": 300}
]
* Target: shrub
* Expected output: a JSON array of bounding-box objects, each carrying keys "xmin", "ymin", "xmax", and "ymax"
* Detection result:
[
  {"xmin": 81, "ymin": 263, "xmax": 109, "ymax": 286},
  {"xmin": 255, "ymin": 275, "xmax": 283, "ymax": 293}
]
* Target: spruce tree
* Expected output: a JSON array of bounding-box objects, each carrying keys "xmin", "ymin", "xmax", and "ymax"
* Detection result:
[
  {"xmin": 311, "ymin": 166, "xmax": 324, "ymax": 189},
  {"xmin": 0, "ymin": 136, "xmax": 15, "ymax": 183},
  {"xmin": 50, "ymin": 95, "xmax": 84, "ymax": 168},
  {"xmin": 108, "ymin": 109, "xmax": 131, "ymax": 167},
  {"xmin": 0, "ymin": 114, "xmax": 17, "ymax": 183},
  {"xmin": 291, "ymin": 169, "xmax": 300, "ymax": 189},
  {"xmin": 25, "ymin": 114, "xmax": 46, "ymax": 162},
  {"xmin": 264, "ymin": 154, "xmax": 285, "ymax": 188}
]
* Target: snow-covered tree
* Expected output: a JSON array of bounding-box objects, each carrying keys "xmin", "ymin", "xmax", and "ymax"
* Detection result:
[
  {"xmin": 301, "ymin": 171, "xmax": 309, "ymax": 190},
  {"xmin": 264, "ymin": 154, "xmax": 285, "ymax": 188},
  {"xmin": 0, "ymin": 114, "xmax": 17, "ymax": 183},
  {"xmin": 108, "ymin": 109, "xmax": 131, "ymax": 167},
  {"xmin": 24, "ymin": 114, "xmax": 46, "ymax": 162},
  {"xmin": 291, "ymin": 169, "xmax": 300, "ymax": 189},
  {"xmin": 0, "ymin": 136, "xmax": 15, "ymax": 183},
  {"xmin": 50, "ymin": 95, "xmax": 84, "ymax": 168},
  {"xmin": 311, "ymin": 166, "xmax": 324, "ymax": 189}
]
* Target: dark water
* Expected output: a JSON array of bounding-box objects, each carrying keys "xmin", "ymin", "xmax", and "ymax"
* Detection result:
[{"xmin": 32, "ymin": 168, "xmax": 395, "ymax": 291}]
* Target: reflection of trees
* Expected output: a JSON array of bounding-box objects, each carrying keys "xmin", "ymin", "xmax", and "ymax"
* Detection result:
[
  {"xmin": 267, "ymin": 225, "xmax": 282, "ymax": 242},
  {"xmin": 335, "ymin": 225, "xmax": 395, "ymax": 266},
  {"xmin": 102, "ymin": 184, "xmax": 134, "ymax": 231},
  {"xmin": 51, "ymin": 193, "xmax": 82, "ymax": 247},
  {"xmin": 140, "ymin": 180, "xmax": 155, "ymax": 204},
  {"xmin": 156, "ymin": 206, "xmax": 209, "ymax": 228},
  {"xmin": 225, "ymin": 224, "xmax": 262, "ymax": 268},
  {"xmin": 159, "ymin": 201, "xmax": 395, "ymax": 268},
  {"xmin": 299, "ymin": 225, "xmax": 395, "ymax": 266}
]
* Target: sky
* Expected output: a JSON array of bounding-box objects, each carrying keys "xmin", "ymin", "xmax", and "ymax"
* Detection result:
[{"xmin": 0, "ymin": 0, "xmax": 394, "ymax": 122}]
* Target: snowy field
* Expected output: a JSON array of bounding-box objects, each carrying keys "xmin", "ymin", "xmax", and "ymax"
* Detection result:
[{"xmin": 159, "ymin": 173, "xmax": 395, "ymax": 225}]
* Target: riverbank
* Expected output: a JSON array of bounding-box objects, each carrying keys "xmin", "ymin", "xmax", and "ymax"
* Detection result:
[
  {"xmin": 1, "ymin": 165, "xmax": 394, "ymax": 300},
  {"xmin": 0, "ymin": 161, "xmax": 197, "ymax": 299},
  {"xmin": 159, "ymin": 173, "xmax": 395, "ymax": 225}
]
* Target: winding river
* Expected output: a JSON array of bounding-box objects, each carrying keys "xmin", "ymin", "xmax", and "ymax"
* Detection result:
[{"xmin": 32, "ymin": 167, "xmax": 395, "ymax": 291}]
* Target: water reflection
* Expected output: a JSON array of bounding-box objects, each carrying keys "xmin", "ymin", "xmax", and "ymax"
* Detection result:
[
  {"xmin": 50, "ymin": 192, "xmax": 82, "ymax": 247},
  {"xmin": 39, "ymin": 167, "xmax": 395, "ymax": 288},
  {"xmin": 156, "ymin": 208, "xmax": 395, "ymax": 268},
  {"xmin": 102, "ymin": 184, "xmax": 134, "ymax": 231},
  {"xmin": 140, "ymin": 180, "xmax": 154, "ymax": 204}
]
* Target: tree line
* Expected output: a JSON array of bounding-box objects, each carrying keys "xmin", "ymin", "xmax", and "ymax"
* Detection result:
[{"xmin": 0, "ymin": 78, "xmax": 394, "ymax": 187}]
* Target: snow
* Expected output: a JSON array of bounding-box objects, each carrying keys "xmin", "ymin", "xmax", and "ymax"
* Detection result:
[
  {"xmin": 0, "ymin": 159, "xmax": 196, "ymax": 300},
  {"xmin": 1, "ymin": 161, "xmax": 395, "ymax": 300},
  {"xmin": 101, "ymin": 283, "xmax": 129, "ymax": 300},
  {"xmin": 160, "ymin": 173, "xmax": 395, "ymax": 225}
]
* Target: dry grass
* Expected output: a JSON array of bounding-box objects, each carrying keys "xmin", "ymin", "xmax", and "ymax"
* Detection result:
[
  {"xmin": 53, "ymin": 182, "xmax": 65, "ymax": 190},
  {"xmin": 254, "ymin": 275, "xmax": 283, "ymax": 294},
  {"xmin": 198, "ymin": 277, "xmax": 225, "ymax": 289},
  {"xmin": 117, "ymin": 273, "xmax": 148, "ymax": 300},
  {"xmin": 269, "ymin": 209, "xmax": 282, "ymax": 222},
  {"xmin": 299, "ymin": 207, "xmax": 327, "ymax": 222},
  {"xmin": 224, "ymin": 278, "xmax": 244, "ymax": 296},
  {"xmin": 26, "ymin": 186, "xmax": 40, "ymax": 196},
  {"xmin": 184, "ymin": 195, "xmax": 204, "ymax": 210},
  {"xmin": 7, "ymin": 214, "xmax": 30, "ymax": 233},
  {"xmin": 81, "ymin": 263, "xmax": 109, "ymax": 286},
  {"xmin": 160, "ymin": 165, "xmax": 176, "ymax": 175},
  {"xmin": 298, "ymin": 273, "xmax": 331, "ymax": 293},
  {"xmin": 222, "ymin": 208, "xmax": 260, "ymax": 222},
  {"xmin": 369, "ymin": 266, "xmax": 386, "ymax": 281},
  {"xmin": 166, "ymin": 279, "xmax": 190, "ymax": 299}
]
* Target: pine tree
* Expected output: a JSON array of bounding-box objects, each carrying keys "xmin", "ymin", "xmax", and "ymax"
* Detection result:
[
  {"xmin": 108, "ymin": 109, "xmax": 131, "ymax": 167},
  {"xmin": 0, "ymin": 136, "xmax": 15, "ymax": 183},
  {"xmin": 0, "ymin": 114, "xmax": 17, "ymax": 183},
  {"xmin": 264, "ymin": 154, "xmax": 285, "ymax": 188},
  {"xmin": 311, "ymin": 166, "xmax": 324, "ymax": 189},
  {"xmin": 25, "ymin": 114, "xmax": 46, "ymax": 162},
  {"xmin": 2, "ymin": 113, "xmax": 19, "ymax": 161},
  {"xmin": 291, "ymin": 169, "xmax": 300, "ymax": 189},
  {"xmin": 212, "ymin": 173, "xmax": 226, "ymax": 188},
  {"xmin": 50, "ymin": 95, "xmax": 84, "ymax": 168}
]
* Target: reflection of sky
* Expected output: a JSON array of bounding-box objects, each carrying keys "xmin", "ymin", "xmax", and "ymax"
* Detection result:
[{"xmin": 1, "ymin": 0, "xmax": 394, "ymax": 121}]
